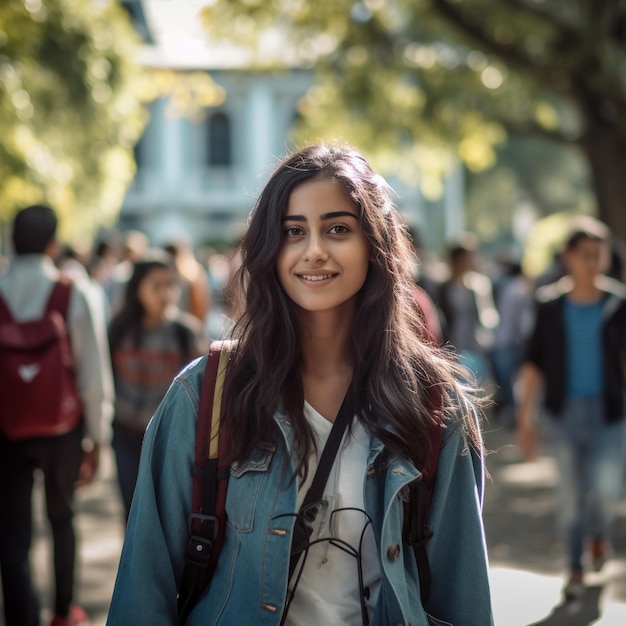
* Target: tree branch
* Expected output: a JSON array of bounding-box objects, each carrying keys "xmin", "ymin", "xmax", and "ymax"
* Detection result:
[
  {"xmin": 593, "ymin": 0, "xmax": 622, "ymax": 34},
  {"xmin": 496, "ymin": 0, "xmax": 579, "ymax": 36},
  {"xmin": 429, "ymin": 0, "xmax": 619, "ymax": 104},
  {"xmin": 501, "ymin": 118, "xmax": 578, "ymax": 145},
  {"xmin": 430, "ymin": 0, "xmax": 544, "ymax": 74}
]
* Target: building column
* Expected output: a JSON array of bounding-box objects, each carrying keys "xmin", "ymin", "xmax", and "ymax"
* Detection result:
[
  {"xmin": 246, "ymin": 80, "xmax": 275, "ymax": 180},
  {"xmin": 162, "ymin": 107, "xmax": 184, "ymax": 196}
]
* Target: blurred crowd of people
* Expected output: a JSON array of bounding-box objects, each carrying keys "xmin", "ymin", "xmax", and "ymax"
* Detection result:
[
  {"xmin": 0, "ymin": 212, "xmax": 243, "ymax": 626},
  {"xmin": 416, "ymin": 216, "xmax": 626, "ymax": 601},
  {"xmin": 1, "ymin": 202, "xmax": 625, "ymax": 623},
  {"xmin": 55, "ymin": 230, "xmax": 247, "ymax": 521},
  {"xmin": 414, "ymin": 220, "xmax": 625, "ymax": 429},
  {"xmin": 3, "ymin": 213, "xmax": 625, "ymax": 488}
]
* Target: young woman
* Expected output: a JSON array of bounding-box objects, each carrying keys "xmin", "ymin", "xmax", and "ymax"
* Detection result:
[
  {"xmin": 108, "ymin": 251, "xmax": 205, "ymax": 519},
  {"xmin": 107, "ymin": 145, "xmax": 493, "ymax": 625}
]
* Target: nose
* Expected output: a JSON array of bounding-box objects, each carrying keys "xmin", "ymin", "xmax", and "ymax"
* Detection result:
[{"xmin": 303, "ymin": 232, "xmax": 328, "ymax": 263}]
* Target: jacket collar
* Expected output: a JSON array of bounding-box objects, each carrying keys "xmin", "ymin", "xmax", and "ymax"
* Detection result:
[
  {"xmin": 366, "ymin": 435, "xmax": 422, "ymax": 480},
  {"xmin": 537, "ymin": 274, "xmax": 626, "ymax": 303},
  {"xmin": 271, "ymin": 405, "xmax": 422, "ymax": 480}
]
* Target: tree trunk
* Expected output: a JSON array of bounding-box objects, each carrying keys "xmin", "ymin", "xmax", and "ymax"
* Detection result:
[{"xmin": 579, "ymin": 127, "xmax": 626, "ymax": 243}]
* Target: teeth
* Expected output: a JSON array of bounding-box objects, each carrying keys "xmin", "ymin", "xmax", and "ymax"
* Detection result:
[{"xmin": 300, "ymin": 274, "xmax": 333, "ymax": 281}]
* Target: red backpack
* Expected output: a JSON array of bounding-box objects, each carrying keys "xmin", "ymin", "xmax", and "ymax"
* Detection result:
[{"xmin": 0, "ymin": 279, "xmax": 82, "ymax": 440}]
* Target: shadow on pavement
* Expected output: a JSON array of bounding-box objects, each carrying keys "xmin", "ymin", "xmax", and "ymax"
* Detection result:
[{"xmin": 528, "ymin": 585, "xmax": 602, "ymax": 626}]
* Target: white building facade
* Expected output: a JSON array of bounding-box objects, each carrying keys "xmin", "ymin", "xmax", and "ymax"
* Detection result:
[
  {"xmin": 117, "ymin": 1, "xmax": 464, "ymax": 251},
  {"xmin": 120, "ymin": 70, "xmax": 314, "ymax": 246}
]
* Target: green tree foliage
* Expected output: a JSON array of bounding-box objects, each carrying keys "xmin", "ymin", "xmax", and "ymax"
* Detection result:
[
  {"xmin": 465, "ymin": 138, "xmax": 594, "ymax": 247},
  {"xmin": 0, "ymin": 0, "xmax": 147, "ymax": 243},
  {"xmin": 202, "ymin": 0, "xmax": 626, "ymax": 240}
]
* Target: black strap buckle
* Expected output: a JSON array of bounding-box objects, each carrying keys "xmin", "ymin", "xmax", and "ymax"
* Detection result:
[
  {"xmin": 185, "ymin": 514, "xmax": 219, "ymax": 566},
  {"xmin": 188, "ymin": 512, "xmax": 219, "ymax": 540}
]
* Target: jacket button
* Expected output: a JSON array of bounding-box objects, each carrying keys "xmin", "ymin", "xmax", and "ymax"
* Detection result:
[{"xmin": 387, "ymin": 543, "xmax": 400, "ymax": 560}]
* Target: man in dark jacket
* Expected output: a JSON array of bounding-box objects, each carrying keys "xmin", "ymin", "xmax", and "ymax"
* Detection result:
[{"xmin": 517, "ymin": 217, "xmax": 626, "ymax": 601}]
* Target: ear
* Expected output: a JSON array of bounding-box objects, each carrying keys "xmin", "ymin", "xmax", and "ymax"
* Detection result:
[{"xmin": 45, "ymin": 237, "xmax": 60, "ymax": 261}]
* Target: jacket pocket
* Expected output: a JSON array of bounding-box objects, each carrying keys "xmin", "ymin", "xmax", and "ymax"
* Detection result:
[{"xmin": 226, "ymin": 443, "xmax": 276, "ymax": 532}]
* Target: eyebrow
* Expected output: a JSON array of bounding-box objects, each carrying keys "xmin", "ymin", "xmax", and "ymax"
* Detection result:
[{"xmin": 281, "ymin": 211, "xmax": 359, "ymax": 222}]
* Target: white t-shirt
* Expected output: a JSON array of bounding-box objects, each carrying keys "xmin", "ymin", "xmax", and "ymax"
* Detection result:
[{"xmin": 285, "ymin": 402, "xmax": 382, "ymax": 626}]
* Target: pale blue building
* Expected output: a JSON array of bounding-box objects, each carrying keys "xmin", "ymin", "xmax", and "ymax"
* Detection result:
[{"xmin": 118, "ymin": 1, "xmax": 463, "ymax": 251}]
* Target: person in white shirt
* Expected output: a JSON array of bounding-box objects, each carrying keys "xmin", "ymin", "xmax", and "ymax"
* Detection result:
[{"xmin": 0, "ymin": 205, "xmax": 114, "ymax": 626}]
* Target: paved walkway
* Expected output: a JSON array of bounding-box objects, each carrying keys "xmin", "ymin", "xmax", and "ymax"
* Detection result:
[
  {"xmin": 484, "ymin": 424, "xmax": 626, "ymax": 625},
  {"xmin": 2, "ymin": 426, "xmax": 626, "ymax": 625}
]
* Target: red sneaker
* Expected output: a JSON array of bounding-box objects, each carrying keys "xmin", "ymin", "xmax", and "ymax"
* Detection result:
[{"xmin": 50, "ymin": 605, "xmax": 90, "ymax": 626}]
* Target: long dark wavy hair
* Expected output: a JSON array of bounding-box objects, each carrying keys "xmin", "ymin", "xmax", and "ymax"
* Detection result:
[{"xmin": 223, "ymin": 143, "xmax": 481, "ymax": 476}]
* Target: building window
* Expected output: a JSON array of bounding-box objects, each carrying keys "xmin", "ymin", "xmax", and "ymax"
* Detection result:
[{"xmin": 208, "ymin": 111, "xmax": 232, "ymax": 166}]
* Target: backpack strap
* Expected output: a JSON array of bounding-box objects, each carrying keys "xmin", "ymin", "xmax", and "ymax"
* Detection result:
[
  {"xmin": 0, "ymin": 292, "xmax": 13, "ymax": 322},
  {"xmin": 45, "ymin": 279, "xmax": 73, "ymax": 318},
  {"xmin": 0, "ymin": 279, "xmax": 72, "ymax": 323},
  {"xmin": 177, "ymin": 342, "xmax": 231, "ymax": 625},
  {"xmin": 176, "ymin": 345, "xmax": 443, "ymax": 615},
  {"xmin": 406, "ymin": 415, "xmax": 444, "ymax": 605}
]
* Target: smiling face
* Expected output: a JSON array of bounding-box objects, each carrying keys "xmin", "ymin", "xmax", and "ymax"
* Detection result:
[{"xmin": 276, "ymin": 176, "xmax": 371, "ymax": 317}]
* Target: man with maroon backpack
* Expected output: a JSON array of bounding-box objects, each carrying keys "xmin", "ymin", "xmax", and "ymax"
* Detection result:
[{"xmin": 0, "ymin": 205, "xmax": 114, "ymax": 626}]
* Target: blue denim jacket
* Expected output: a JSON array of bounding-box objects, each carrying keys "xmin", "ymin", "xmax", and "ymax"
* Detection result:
[{"xmin": 107, "ymin": 357, "xmax": 493, "ymax": 626}]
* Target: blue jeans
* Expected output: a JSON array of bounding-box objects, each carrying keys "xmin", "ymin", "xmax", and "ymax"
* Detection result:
[
  {"xmin": 490, "ymin": 344, "xmax": 522, "ymax": 411},
  {"xmin": 544, "ymin": 397, "xmax": 626, "ymax": 572},
  {"xmin": 112, "ymin": 423, "xmax": 145, "ymax": 521}
]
